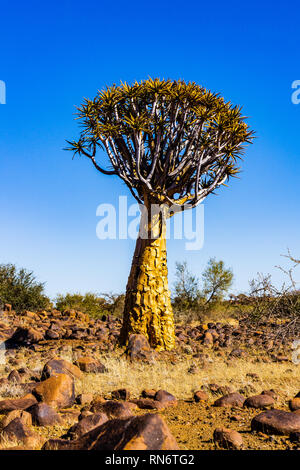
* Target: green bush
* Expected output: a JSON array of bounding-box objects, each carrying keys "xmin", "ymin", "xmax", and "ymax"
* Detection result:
[
  {"xmin": 54, "ymin": 292, "xmax": 125, "ymax": 319},
  {"xmin": 0, "ymin": 263, "xmax": 50, "ymax": 312}
]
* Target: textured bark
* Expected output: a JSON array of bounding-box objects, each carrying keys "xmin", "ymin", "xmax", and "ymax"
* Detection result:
[{"xmin": 120, "ymin": 203, "xmax": 175, "ymax": 351}]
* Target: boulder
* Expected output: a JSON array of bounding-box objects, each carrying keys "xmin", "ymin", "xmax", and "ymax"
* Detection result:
[
  {"xmin": 213, "ymin": 427, "xmax": 243, "ymax": 450},
  {"xmin": 74, "ymin": 357, "xmax": 107, "ymax": 373},
  {"xmin": 1, "ymin": 410, "xmax": 32, "ymax": 428},
  {"xmin": 289, "ymin": 398, "xmax": 300, "ymax": 412},
  {"xmin": 126, "ymin": 334, "xmax": 156, "ymax": 362},
  {"xmin": 0, "ymin": 417, "xmax": 44, "ymax": 449},
  {"xmin": 27, "ymin": 403, "xmax": 62, "ymax": 426},
  {"xmin": 66, "ymin": 413, "xmax": 108, "ymax": 439},
  {"xmin": 251, "ymin": 409, "xmax": 300, "ymax": 435},
  {"xmin": 42, "ymin": 358, "xmax": 82, "ymax": 380},
  {"xmin": 33, "ymin": 374, "xmax": 75, "ymax": 409},
  {"xmin": 111, "ymin": 389, "xmax": 130, "ymax": 401},
  {"xmin": 43, "ymin": 413, "xmax": 179, "ymax": 450},
  {"xmin": 0, "ymin": 394, "xmax": 37, "ymax": 413},
  {"xmin": 214, "ymin": 392, "xmax": 245, "ymax": 408},
  {"xmin": 90, "ymin": 400, "xmax": 133, "ymax": 418},
  {"xmin": 7, "ymin": 327, "xmax": 43, "ymax": 346},
  {"xmin": 154, "ymin": 390, "xmax": 177, "ymax": 407},
  {"xmin": 194, "ymin": 390, "xmax": 209, "ymax": 402},
  {"xmin": 244, "ymin": 394, "xmax": 275, "ymax": 409}
]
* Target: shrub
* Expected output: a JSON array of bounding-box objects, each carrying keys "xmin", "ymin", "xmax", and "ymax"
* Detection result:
[
  {"xmin": 54, "ymin": 292, "xmax": 125, "ymax": 319},
  {"xmin": 0, "ymin": 264, "xmax": 50, "ymax": 312}
]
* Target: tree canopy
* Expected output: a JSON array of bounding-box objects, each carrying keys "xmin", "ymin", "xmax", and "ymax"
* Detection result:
[{"xmin": 67, "ymin": 78, "xmax": 254, "ymax": 209}]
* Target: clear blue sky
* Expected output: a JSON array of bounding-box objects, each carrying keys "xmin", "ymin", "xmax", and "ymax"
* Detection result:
[{"xmin": 0, "ymin": 0, "xmax": 299, "ymax": 299}]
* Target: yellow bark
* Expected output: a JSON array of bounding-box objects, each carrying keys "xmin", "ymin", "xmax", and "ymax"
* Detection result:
[{"xmin": 120, "ymin": 203, "xmax": 175, "ymax": 351}]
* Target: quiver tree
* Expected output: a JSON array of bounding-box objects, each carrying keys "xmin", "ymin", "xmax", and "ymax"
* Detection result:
[{"xmin": 67, "ymin": 78, "xmax": 254, "ymax": 350}]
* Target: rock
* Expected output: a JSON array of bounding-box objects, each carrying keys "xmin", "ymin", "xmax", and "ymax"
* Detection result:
[
  {"xmin": 0, "ymin": 418, "xmax": 44, "ymax": 449},
  {"xmin": 194, "ymin": 390, "xmax": 209, "ymax": 402},
  {"xmin": 126, "ymin": 334, "xmax": 156, "ymax": 362},
  {"xmin": 130, "ymin": 398, "xmax": 165, "ymax": 410},
  {"xmin": 1, "ymin": 410, "xmax": 32, "ymax": 428},
  {"xmin": 76, "ymin": 393, "xmax": 94, "ymax": 405},
  {"xmin": 90, "ymin": 400, "xmax": 133, "ymax": 418},
  {"xmin": 261, "ymin": 389, "xmax": 278, "ymax": 400},
  {"xmin": 3, "ymin": 304, "xmax": 12, "ymax": 312},
  {"xmin": 203, "ymin": 331, "xmax": 213, "ymax": 346},
  {"xmin": 251, "ymin": 409, "xmax": 300, "ymax": 435},
  {"xmin": 33, "ymin": 374, "xmax": 75, "ymax": 409},
  {"xmin": 27, "ymin": 403, "xmax": 62, "ymax": 426},
  {"xmin": 289, "ymin": 398, "xmax": 300, "ymax": 412},
  {"xmin": 0, "ymin": 394, "xmax": 37, "ymax": 413},
  {"xmin": 154, "ymin": 390, "xmax": 177, "ymax": 407},
  {"xmin": 141, "ymin": 389, "xmax": 157, "ymax": 399},
  {"xmin": 244, "ymin": 394, "xmax": 275, "ymax": 409},
  {"xmin": 66, "ymin": 413, "xmax": 108, "ymax": 439},
  {"xmin": 8, "ymin": 327, "xmax": 43, "ymax": 346},
  {"xmin": 111, "ymin": 389, "xmax": 130, "ymax": 400},
  {"xmin": 42, "ymin": 358, "xmax": 82, "ymax": 380},
  {"xmin": 74, "ymin": 357, "xmax": 107, "ymax": 373},
  {"xmin": 7, "ymin": 370, "xmax": 22, "ymax": 383},
  {"xmin": 43, "ymin": 413, "xmax": 179, "ymax": 450},
  {"xmin": 213, "ymin": 427, "xmax": 243, "ymax": 450},
  {"xmin": 214, "ymin": 392, "xmax": 245, "ymax": 408}
]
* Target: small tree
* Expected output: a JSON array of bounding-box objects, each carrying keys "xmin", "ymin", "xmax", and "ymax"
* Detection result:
[
  {"xmin": 173, "ymin": 261, "xmax": 200, "ymax": 310},
  {"xmin": 67, "ymin": 78, "xmax": 253, "ymax": 350},
  {"xmin": 0, "ymin": 264, "xmax": 50, "ymax": 312},
  {"xmin": 202, "ymin": 258, "xmax": 233, "ymax": 303}
]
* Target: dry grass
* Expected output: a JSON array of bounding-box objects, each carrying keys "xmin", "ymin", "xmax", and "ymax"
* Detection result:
[{"xmin": 76, "ymin": 354, "xmax": 300, "ymax": 401}]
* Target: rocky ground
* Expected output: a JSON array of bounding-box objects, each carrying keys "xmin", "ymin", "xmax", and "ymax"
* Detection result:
[{"xmin": 0, "ymin": 306, "xmax": 300, "ymax": 450}]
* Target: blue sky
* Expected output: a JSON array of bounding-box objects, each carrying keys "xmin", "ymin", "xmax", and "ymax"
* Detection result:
[{"xmin": 0, "ymin": 0, "xmax": 299, "ymax": 299}]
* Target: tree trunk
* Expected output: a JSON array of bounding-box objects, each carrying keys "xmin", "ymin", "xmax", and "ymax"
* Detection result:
[{"xmin": 120, "ymin": 203, "xmax": 175, "ymax": 351}]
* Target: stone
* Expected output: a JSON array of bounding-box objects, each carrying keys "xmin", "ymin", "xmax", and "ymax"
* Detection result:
[
  {"xmin": 194, "ymin": 390, "xmax": 209, "ymax": 402},
  {"xmin": 76, "ymin": 393, "xmax": 94, "ymax": 405},
  {"xmin": 90, "ymin": 400, "xmax": 133, "ymax": 418},
  {"xmin": 130, "ymin": 398, "xmax": 165, "ymax": 410},
  {"xmin": 66, "ymin": 413, "xmax": 108, "ymax": 439},
  {"xmin": 1, "ymin": 410, "xmax": 32, "ymax": 428},
  {"xmin": 244, "ymin": 394, "xmax": 275, "ymax": 409},
  {"xmin": 33, "ymin": 374, "xmax": 75, "ymax": 409},
  {"xmin": 289, "ymin": 398, "xmax": 300, "ymax": 412},
  {"xmin": 290, "ymin": 432, "xmax": 300, "ymax": 444},
  {"xmin": 213, "ymin": 427, "xmax": 243, "ymax": 450},
  {"xmin": 8, "ymin": 327, "xmax": 43, "ymax": 346},
  {"xmin": 154, "ymin": 390, "xmax": 177, "ymax": 407},
  {"xmin": 0, "ymin": 417, "xmax": 44, "ymax": 449},
  {"xmin": 27, "ymin": 403, "xmax": 62, "ymax": 426},
  {"xmin": 74, "ymin": 357, "xmax": 107, "ymax": 373},
  {"xmin": 42, "ymin": 358, "xmax": 82, "ymax": 380},
  {"xmin": 125, "ymin": 334, "xmax": 155, "ymax": 361},
  {"xmin": 7, "ymin": 369, "xmax": 22, "ymax": 383},
  {"xmin": 251, "ymin": 409, "xmax": 300, "ymax": 435},
  {"xmin": 141, "ymin": 389, "xmax": 157, "ymax": 399},
  {"xmin": 111, "ymin": 388, "xmax": 130, "ymax": 400},
  {"xmin": 0, "ymin": 394, "xmax": 37, "ymax": 413},
  {"xmin": 43, "ymin": 413, "xmax": 179, "ymax": 450},
  {"xmin": 214, "ymin": 392, "xmax": 245, "ymax": 408}
]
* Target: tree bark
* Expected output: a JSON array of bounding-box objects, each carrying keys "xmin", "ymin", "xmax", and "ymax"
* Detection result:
[{"xmin": 120, "ymin": 202, "xmax": 175, "ymax": 351}]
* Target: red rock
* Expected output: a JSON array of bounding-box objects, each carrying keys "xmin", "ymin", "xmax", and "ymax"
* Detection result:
[
  {"xmin": 213, "ymin": 427, "xmax": 243, "ymax": 449},
  {"xmin": 27, "ymin": 403, "xmax": 62, "ymax": 426},
  {"xmin": 33, "ymin": 374, "xmax": 75, "ymax": 409},
  {"xmin": 155, "ymin": 390, "xmax": 177, "ymax": 407},
  {"xmin": 214, "ymin": 392, "xmax": 245, "ymax": 408},
  {"xmin": 251, "ymin": 409, "xmax": 300, "ymax": 435},
  {"xmin": 90, "ymin": 400, "xmax": 133, "ymax": 418},
  {"xmin": 0, "ymin": 394, "xmax": 37, "ymax": 413},
  {"xmin": 194, "ymin": 390, "xmax": 209, "ymax": 402},
  {"xmin": 244, "ymin": 394, "xmax": 275, "ymax": 409},
  {"xmin": 43, "ymin": 413, "xmax": 179, "ymax": 450},
  {"xmin": 74, "ymin": 357, "xmax": 107, "ymax": 373},
  {"xmin": 42, "ymin": 358, "xmax": 82, "ymax": 380}
]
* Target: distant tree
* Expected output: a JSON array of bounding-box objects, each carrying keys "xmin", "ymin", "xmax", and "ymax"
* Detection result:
[
  {"xmin": 0, "ymin": 264, "xmax": 50, "ymax": 312},
  {"xmin": 67, "ymin": 78, "xmax": 253, "ymax": 350},
  {"xmin": 202, "ymin": 258, "xmax": 233, "ymax": 303},
  {"xmin": 173, "ymin": 261, "xmax": 200, "ymax": 309}
]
